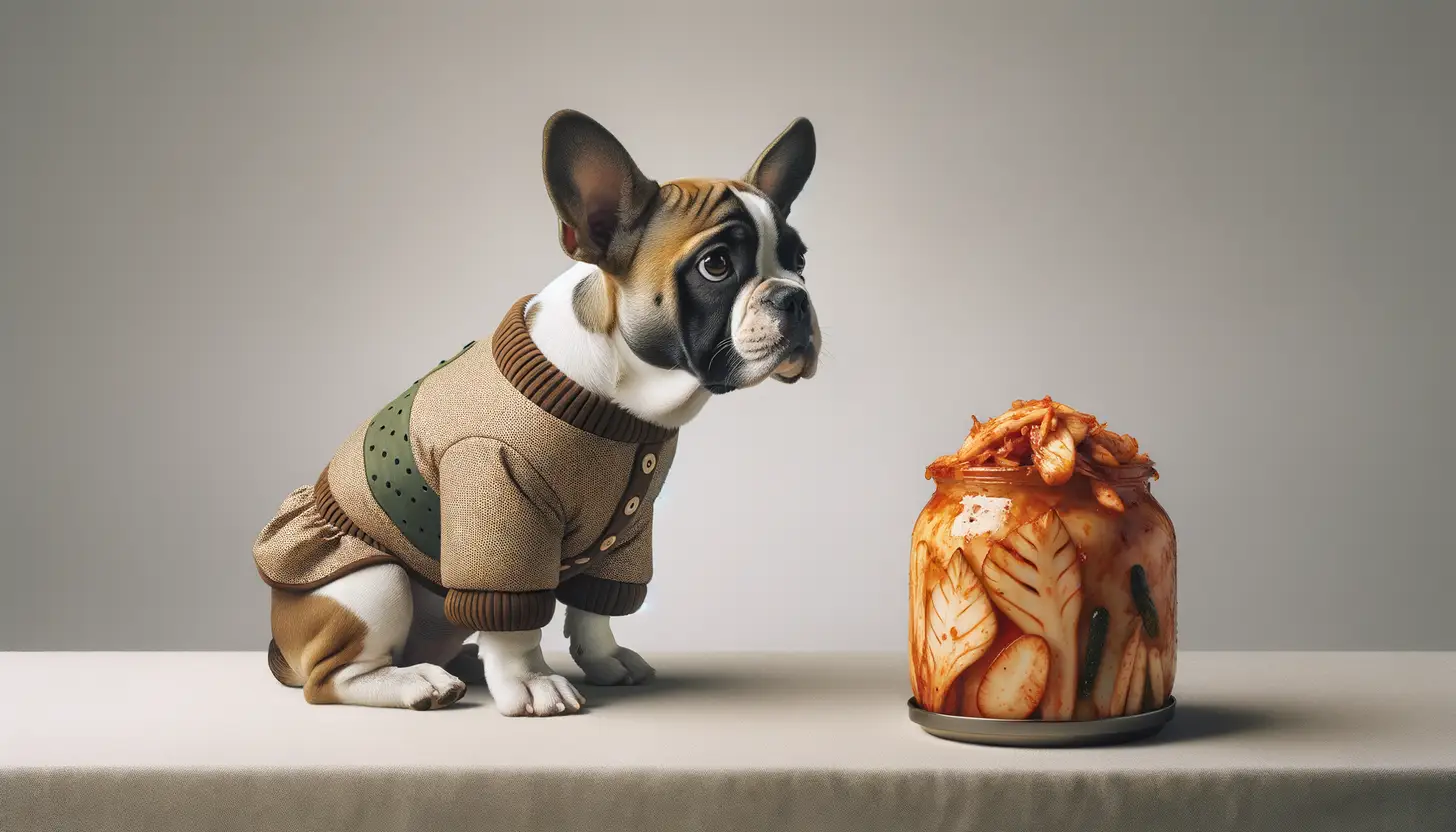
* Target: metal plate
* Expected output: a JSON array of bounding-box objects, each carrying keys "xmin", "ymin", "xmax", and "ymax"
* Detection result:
[{"xmin": 908, "ymin": 697, "xmax": 1176, "ymax": 747}]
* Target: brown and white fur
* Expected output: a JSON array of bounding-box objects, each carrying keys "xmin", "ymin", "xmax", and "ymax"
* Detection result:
[{"xmin": 268, "ymin": 110, "xmax": 820, "ymax": 716}]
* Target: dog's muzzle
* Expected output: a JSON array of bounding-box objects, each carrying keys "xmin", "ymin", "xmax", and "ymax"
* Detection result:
[
  {"xmin": 761, "ymin": 283, "xmax": 813, "ymax": 351},
  {"xmin": 762, "ymin": 283, "xmax": 817, "ymax": 384},
  {"xmin": 708, "ymin": 280, "xmax": 818, "ymax": 393}
]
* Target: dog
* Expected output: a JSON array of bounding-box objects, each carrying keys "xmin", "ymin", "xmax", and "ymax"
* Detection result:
[{"xmin": 252, "ymin": 110, "xmax": 819, "ymax": 716}]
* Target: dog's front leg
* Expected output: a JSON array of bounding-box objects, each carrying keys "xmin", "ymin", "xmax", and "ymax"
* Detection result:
[
  {"xmin": 564, "ymin": 607, "xmax": 656, "ymax": 686},
  {"xmin": 475, "ymin": 629, "xmax": 586, "ymax": 716}
]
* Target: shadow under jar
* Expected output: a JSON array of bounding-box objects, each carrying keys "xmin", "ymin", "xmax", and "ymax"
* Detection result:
[{"xmin": 909, "ymin": 463, "xmax": 1176, "ymax": 722}]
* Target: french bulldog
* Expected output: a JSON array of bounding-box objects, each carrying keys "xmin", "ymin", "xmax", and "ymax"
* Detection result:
[{"xmin": 253, "ymin": 110, "xmax": 820, "ymax": 716}]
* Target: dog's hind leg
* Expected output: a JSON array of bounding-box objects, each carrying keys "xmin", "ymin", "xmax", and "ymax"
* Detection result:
[
  {"xmin": 270, "ymin": 563, "xmax": 466, "ymax": 709},
  {"xmin": 402, "ymin": 577, "xmax": 479, "ymax": 681}
]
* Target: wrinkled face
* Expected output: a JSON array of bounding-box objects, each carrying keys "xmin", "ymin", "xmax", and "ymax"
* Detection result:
[
  {"xmin": 617, "ymin": 178, "xmax": 819, "ymax": 393},
  {"xmin": 541, "ymin": 110, "xmax": 820, "ymax": 395}
]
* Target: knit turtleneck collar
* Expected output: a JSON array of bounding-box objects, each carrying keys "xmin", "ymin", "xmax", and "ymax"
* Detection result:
[{"xmin": 491, "ymin": 295, "xmax": 678, "ymax": 444}]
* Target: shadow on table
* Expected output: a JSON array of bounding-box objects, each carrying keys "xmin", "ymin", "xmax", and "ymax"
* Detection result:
[
  {"xmin": 448, "ymin": 673, "xmax": 761, "ymax": 713},
  {"xmin": 1142, "ymin": 701, "xmax": 1299, "ymax": 744},
  {"xmin": 445, "ymin": 643, "xmax": 765, "ymax": 711},
  {"xmin": 441, "ymin": 700, "xmax": 486, "ymax": 711},
  {"xmin": 575, "ymin": 670, "xmax": 769, "ymax": 710}
]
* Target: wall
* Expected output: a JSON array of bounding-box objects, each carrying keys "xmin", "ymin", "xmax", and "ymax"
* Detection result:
[{"xmin": 2, "ymin": 0, "xmax": 1452, "ymax": 651}]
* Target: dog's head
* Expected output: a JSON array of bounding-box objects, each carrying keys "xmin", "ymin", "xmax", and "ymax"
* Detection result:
[{"xmin": 541, "ymin": 110, "xmax": 820, "ymax": 394}]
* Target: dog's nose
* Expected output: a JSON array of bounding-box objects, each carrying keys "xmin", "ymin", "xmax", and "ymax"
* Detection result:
[{"xmin": 763, "ymin": 283, "xmax": 810, "ymax": 322}]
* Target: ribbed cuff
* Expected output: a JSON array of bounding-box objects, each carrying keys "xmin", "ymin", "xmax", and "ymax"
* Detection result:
[
  {"xmin": 443, "ymin": 589, "xmax": 556, "ymax": 631},
  {"xmin": 555, "ymin": 575, "xmax": 648, "ymax": 616}
]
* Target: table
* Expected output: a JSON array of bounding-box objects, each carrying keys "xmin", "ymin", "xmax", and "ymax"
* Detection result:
[{"xmin": 3, "ymin": 652, "xmax": 1453, "ymax": 831}]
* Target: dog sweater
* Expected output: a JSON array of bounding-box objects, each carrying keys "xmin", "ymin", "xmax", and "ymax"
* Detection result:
[{"xmin": 253, "ymin": 295, "xmax": 678, "ymax": 631}]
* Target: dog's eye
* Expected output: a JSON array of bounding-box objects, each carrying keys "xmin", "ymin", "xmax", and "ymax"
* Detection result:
[
  {"xmin": 793, "ymin": 251, "xmax": 807, "ymax": 273},
  {"xmin": 697, "ymin": 250, "xmax": 733, "ymax": 282}
]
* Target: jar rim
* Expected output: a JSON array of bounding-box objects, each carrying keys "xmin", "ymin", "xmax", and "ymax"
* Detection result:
[{"xmin": 930, "ymin": 462, "xmax": 1158, "ymax": 486}]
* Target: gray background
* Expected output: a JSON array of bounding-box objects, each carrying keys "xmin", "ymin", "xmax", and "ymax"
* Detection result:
[{"xmin": 2, "ymin": 0, "xmax": 1452, "ymax": 652}]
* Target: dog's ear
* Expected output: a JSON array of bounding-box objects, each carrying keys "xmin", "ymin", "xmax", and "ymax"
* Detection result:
[
  {"xmin": 745, "ymin": 117, "xmax": 816, "ymax": 215},
  {"xmin": 542, "ymin": 110, "xmax": 659, "ymax": 272}
]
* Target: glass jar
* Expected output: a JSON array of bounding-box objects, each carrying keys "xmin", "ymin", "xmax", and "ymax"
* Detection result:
[{"xmin": 909, "ymin": 464, "xmax": 1176, "ymax": 721}]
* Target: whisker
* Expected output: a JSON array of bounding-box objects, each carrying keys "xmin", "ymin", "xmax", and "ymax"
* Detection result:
[{"xmin": 707, "ymin": 336, "xmax": 736, "ymax": 370}]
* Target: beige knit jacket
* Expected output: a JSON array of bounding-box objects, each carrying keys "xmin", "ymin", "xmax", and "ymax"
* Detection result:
[{"xmin": 254, "ymin": 296, "xmax": 678, "ymax": 631}]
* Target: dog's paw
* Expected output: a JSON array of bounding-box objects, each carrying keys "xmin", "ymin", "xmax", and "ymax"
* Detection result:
[
  {"xmin": 574, "ymin": 646, "xmax": 656, "ymax": 686},
  {"xmin": 485, "ymin": 670, "xmax": 585, "ymax": 717},
  {"xmin": 394, "ymin": 664, "xmax": 468, "ymax": 711}
]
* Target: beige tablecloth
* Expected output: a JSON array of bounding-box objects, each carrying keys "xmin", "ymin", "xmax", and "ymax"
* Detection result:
[{"xmin": 3, "ymin": 651, "xmax": 1453, "ymax": 831}]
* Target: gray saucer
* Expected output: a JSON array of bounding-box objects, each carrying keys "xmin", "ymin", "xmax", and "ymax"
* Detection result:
[{"xmin": 908, "ymin": 697, "xmax": 1176, "ymax": 747}]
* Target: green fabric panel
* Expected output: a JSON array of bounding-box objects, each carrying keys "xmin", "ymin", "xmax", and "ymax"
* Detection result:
[{"xmin": 363, "ymin": 341, "xmax": 476, "ymax": 560}]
